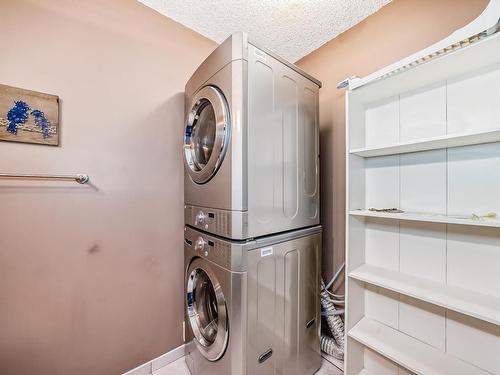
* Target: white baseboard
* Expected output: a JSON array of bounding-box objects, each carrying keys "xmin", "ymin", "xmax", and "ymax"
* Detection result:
[
  {"xmin": 151, "ymin": 344, "xmax": 186, "ymax": 371},
  {"xmin": 122, "ymin": 344, "xmax": 186, "ymax": 375}
]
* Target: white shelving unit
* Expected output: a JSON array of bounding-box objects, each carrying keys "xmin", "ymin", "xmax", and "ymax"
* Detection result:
[{"xmin": 345, "ymin": 31, "xmax": 500, "ymax": 375}]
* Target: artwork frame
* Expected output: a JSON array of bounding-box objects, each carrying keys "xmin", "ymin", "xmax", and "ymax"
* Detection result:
[{"xmin": 0, "ymin": 84, "xmax": 59, "ymax": 146}]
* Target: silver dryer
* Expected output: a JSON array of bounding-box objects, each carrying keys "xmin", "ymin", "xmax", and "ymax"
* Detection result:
[{"xmin": 184, "ymin": 32, "xmax": 321, "ymax": 240}]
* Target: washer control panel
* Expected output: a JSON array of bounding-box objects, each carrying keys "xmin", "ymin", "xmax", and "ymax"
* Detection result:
[
  {"xmin": 194, "ymin": 236, "xmax": 207, "ymax": 254},
  {"xmin": 185, "ymin": 228, "xmax": 232, "ymax": 269}
]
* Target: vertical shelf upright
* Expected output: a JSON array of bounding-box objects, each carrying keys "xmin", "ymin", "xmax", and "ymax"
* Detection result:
[{"xmin": 345, "ymin": 32, "xmax": 500, "ymax": 375}]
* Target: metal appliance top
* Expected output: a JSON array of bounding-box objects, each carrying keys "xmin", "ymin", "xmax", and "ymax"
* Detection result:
[
  {"xmin": 185, "ymin": 32, "xmax": 321, "ymax": 96},
  {"xmin": 184, "ymin": 225, "xmax": 322, "ymax": 271}
]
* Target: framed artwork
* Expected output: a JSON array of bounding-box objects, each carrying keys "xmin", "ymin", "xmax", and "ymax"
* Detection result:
[{"xmin": 0, "ymin": 84, "xmax": 59, "ymax": 146}]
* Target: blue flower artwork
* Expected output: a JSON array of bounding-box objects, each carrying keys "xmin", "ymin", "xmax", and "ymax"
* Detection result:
[
  {"xmin": 31, "ymin": 109, "xmax": 50, "ymax": 138},
  {"xmin": 0, "ymin": 83, "xmax": 59, "ymax": 145},
  {"xmin": 6, "ymin": 101, "xmax": 30, "ymax": 134},
  {"xmin": 6, "ymin": 102, "xmax": 52, "ymax": 138}
]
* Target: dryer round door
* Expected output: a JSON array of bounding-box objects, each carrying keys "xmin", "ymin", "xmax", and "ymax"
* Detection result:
[
  {"xmin": 186, "ymin": 258, "xmax": 229, "ymax": 361},
  {"xmin": 184, "ymin": 85, "xmax": 230, "ymax": 184}
]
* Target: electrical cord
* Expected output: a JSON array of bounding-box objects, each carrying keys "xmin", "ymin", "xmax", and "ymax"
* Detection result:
[{"xmin": 324, "ymin": 263, "xmax": 345, "ymax": 291}]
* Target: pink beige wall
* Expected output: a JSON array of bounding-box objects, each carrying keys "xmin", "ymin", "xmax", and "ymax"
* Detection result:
[
  {"xmin": 296, "ymin": 0, "xmax": 489, "ymax": 286},
  {"xmin": 0, "ymin": 0, "xmax": 491, "ymax": 374},
  {"xmin": 0, "ymin": 1, "xmax": 215, "ymax": 374}
]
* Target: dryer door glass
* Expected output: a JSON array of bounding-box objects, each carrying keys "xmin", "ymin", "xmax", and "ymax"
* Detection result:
[
  {"xmin": 186, "ymin": 266, "xmax": 228, "ymax": 361},
  {"xmin": 184, "ymin": 85, "xmax": 230, "ymax": 184},
  {"xmin": 191, "ymin": 103, "xmax": 216, "ymax": 169}
]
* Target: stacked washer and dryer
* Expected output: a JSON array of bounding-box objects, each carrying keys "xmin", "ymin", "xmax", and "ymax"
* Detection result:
[{"xmin": 183, "ymin": 33, "xmax": 322, "ymax": 375}]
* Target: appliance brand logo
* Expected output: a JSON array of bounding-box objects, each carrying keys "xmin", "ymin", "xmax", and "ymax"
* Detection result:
[{"xmin": 260, "ymin": 247, "xmax": 273, "ymax": 257}]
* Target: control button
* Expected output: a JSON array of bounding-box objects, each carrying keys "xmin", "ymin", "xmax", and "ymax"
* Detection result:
[
  {"xmin": 194, "ymin": 237, "xmax": 206, "ymax": 251},
  {"xmin": 195, "ymin": 211, "xmax": 207, "ymax": 226}
]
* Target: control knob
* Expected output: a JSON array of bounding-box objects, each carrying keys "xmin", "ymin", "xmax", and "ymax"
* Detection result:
[
  {"xmin": 195, "ymin": 211, "xmax": 209, "ymax": 229},
  {"xmin": 194, "ymin": 236, "xmax": 206, "ymax": 252}
]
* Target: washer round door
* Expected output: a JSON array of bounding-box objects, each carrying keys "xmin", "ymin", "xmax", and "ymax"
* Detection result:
[
  {"xmin": 186, "ymin": 258, "xmax": 229, "ymax": 361},
  {"xmin": 184, "ymin": 85, "xmax": 230, "ymax": 184}
]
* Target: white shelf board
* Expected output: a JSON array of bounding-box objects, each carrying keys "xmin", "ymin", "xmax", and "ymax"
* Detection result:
[
  {"xmin": 349, "ymin": 264, "xmax": 500, "ymax": 326},
  {"xmin": 348, "ymin": 318, "xmax": 490, "ymax": 375},
  {"xmin": 350, "ymin": 128, "xmax": 500, "ymax": 157},
  {"xmin": 349, "ymin": 209, "xmax": 500, "ymax": 228}
]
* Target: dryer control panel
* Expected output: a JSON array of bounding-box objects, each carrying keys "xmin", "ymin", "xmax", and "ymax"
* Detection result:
[{"xmin": 185, "ymin": 204, "xmax": 248, "ymax": 240}]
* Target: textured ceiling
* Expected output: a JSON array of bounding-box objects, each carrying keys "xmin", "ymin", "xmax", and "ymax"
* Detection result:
[{"xmin": 139, "ymin": 0, "xmax": 392, "ymax": 62}]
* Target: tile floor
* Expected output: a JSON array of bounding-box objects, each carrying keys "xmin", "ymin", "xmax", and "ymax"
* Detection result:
[{"xmin": 153, "ymin": 356, "xmax": 343, "ymax": 375}]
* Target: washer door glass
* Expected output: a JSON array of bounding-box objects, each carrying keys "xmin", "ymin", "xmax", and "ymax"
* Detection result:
[
  {"xmin": 184, "ymin": 85, "xmax": 230, "ymax": 184},
  {"xmin": 186, "ymin": 264, "xmax": 228, "ymax": 361}
]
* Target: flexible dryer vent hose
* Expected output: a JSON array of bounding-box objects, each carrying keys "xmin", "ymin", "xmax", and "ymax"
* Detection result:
[
  {"xmin": 320, "ymin": 278, "xmax": 345, "ymax": 359},
  {"xmin": 320, "ymin": 335, "xmax": 344, "ymax": 359}
]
